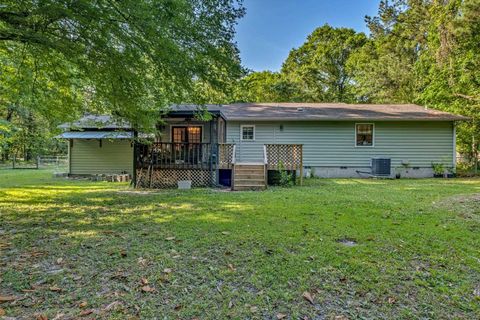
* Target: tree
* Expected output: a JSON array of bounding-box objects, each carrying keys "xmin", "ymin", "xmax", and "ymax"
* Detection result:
[
  {"xmin": 233, "ymin": 71, "xmax": 299, "ymax": 103},
  {"xmin": 349, "ymin": 0, "xmax": 430, "ymax": 103},
  {"xmin": 350, "ymin": 0, "xmax": 480, "ymax": 159},
  {"xmin": 0, "ymin": 0, "xmax": 245, "ymax": 130},
  {"xmin": 281, "ymin": 24, "xmax": 367, "ymax": 102}
]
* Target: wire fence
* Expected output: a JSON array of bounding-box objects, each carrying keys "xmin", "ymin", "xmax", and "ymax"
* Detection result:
[
  {"xmin": 0, "ymin": 155, "xmax": 68, "ymax": 172},
  {"xmin": 456, "ymin": 155, "xmax": 479, "ymax": 176}
]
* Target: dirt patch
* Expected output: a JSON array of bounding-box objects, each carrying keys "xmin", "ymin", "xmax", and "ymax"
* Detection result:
[
  {"xmin": 337, "ymin": 238, "xmax": 357, "ymax": 247},
  {"xmin": 435, "ymin": 193, "xmax": 480, "ymax": 221},
  {"xmin": 117, "ymin": 190, "xmax": 162, "ymax": 196}
]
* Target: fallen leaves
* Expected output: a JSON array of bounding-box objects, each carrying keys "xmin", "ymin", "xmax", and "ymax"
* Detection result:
[
  {"xmin": 302, "ymin": 291, "xmax": 314, "ymax": 304},
  {"xmin": 221, "ymin": 231, "xmax": 230, "ymax": 235},
  {"xmin": 0, "ymin": 242, "xmax": 12, "ymax": 249},
  {"xmin": 276, "ymin": 313, "xmax": 287, "ymax": 319},
  {"xmin": 140, "ymin": 278, "xmax": 149, "ymax": 285},
  {"xmin": 388, "ymin": 296, "xmax": 396, "ymax": 304},
  {"xmin": 104, "ymin": 300, "xmax": 123, "ymax": 311},
  {"xmin": 78, "ymin": 301, "xmax": 88, "ymax": 308},
  {"xmin": 49, "ymin": 286, "xmax": 62, "ymax": 292},
  {"xmin": 137, "ymin": 257, "xmax": 148, "ymax": 266},
  {"xmin": 0, "ymin": 308, "xmax": 5, "ymax": 316},
  {"xmin": 163, "ymin": 268, "xmax": 172, "ymax": 274},
  {"xmin": 79, "ymin": 309, "xmax": 94, "ymax": 316},
  {"xmin": 165, "ymin": 236, "xmax": 176, "ymax": 241},
  {"xmin": 36, "ymin": 315, "xmax": 48, "ymax": 320},
  {"xmin": 0, "ymin": 295, "xmax": 17, "ymax": 302},
  {"xmin": 227, "ymin": 263, "xmax": 236, "ymax": 272},
  {"xmin": 174, "ymin": 304, "xmax": 182, "ymax": 311},
  {"xmin": 141, "ymin": 285, "xmax": 155, "ymax": 293}
]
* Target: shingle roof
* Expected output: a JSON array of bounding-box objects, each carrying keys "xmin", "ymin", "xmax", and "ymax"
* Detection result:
[
  {"xmin": 208, "ymin": 103, "xmax": 467, "ymax": 121},
  {"xmin": 59, "ymin": 104, "xmax": 467, "ymax": 130}
]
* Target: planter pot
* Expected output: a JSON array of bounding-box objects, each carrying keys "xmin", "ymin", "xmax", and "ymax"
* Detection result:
[
  {"xmin": 395, "ymin": 173, "xmax": 401, "ymax": 179},
  {"xmin": 178, "ymin": 180, "xmax": 192, "ymax": 189}
]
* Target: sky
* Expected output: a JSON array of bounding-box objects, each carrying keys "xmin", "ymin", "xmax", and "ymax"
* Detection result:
[{"xmin": 234, "ymin": 0, "xmax": 380, "ymax": 72}]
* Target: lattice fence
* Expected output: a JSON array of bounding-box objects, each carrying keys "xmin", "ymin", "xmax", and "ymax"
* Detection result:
[
  {"xmin": 265, "ymin": 144, "xmax": 303, "ymax": 170},
  {"xmin": 218, "ymin": 143, "xmax": 234, "ymax": 169},
  {"xmin": 136, "ymin": 168, "xmax": 214, "ymax": 188}
]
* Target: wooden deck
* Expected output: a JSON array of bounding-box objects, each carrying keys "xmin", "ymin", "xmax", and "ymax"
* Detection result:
[{"xmin": 134, "ymin": 142, "xmax": 302, "ymax": 189}]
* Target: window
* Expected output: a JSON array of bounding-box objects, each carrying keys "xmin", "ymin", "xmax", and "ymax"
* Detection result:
[
  {"xmin": 356, "ymin": 123, "xmax": 374, "ymax": 147},
  {"xmin": 172, "ymin": 126, "xmax": 202, "ymax": 143},
  {"xmin": 241, "ymin": 125, "xmax": 255, "ymax": 141}
]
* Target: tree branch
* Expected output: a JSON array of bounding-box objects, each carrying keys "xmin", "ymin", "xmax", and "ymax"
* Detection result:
[{"xmin": 454, "ymin": 93, "xmax": 480, "ymax": 102}]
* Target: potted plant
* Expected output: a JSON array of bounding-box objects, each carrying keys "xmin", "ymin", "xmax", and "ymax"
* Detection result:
[{"xmin": 431, "ymin": 162, "xmax": 445, "ymax": 178}]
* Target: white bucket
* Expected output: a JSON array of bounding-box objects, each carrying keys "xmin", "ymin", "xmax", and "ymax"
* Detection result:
[{"xmin": 177, "ymin": 180, "xmax": 192, "ymax": 189}]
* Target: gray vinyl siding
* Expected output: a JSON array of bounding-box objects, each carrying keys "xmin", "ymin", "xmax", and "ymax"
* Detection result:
[
  {"xmin": 70, "ymin": 139, "xmax": 133, "ymax": 175},
  {"xmin": 226, "ymin": 121, "xmax": 455, "ymax": 168}
]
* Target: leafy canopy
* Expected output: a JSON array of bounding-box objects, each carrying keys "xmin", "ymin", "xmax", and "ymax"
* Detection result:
[{"xmin": 0, "ymin": 0, "xmax": 245, "ymax": 129}]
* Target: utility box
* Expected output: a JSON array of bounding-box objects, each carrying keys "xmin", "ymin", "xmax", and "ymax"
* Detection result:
[{"xmin": 371, "ymin": 158, "xmax": 391, "ymax": 176}]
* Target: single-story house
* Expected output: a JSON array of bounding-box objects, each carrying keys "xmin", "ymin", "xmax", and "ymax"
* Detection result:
[{"xmin": 57, "ymin": 103, "xmax": 467, "ymax": 190}]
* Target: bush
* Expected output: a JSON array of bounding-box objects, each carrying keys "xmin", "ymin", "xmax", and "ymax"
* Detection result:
[{"xmin": 277, "ymin": 162, "xmax": 293, "ymax": 187}]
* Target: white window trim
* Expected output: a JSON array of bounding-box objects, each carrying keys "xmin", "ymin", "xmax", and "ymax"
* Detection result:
[
  {"xmin": 355, "ymin": 123, "xmax": 375, "ymax": 148},
  {"xmin": 240, "ymin": 124, "xmax": 255, "ymax": 141}
]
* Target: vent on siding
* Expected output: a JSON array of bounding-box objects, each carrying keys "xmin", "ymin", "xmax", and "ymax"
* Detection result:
[{"xmin": 371, "ymin": 157, "xmax": 391, "ymax": 176}]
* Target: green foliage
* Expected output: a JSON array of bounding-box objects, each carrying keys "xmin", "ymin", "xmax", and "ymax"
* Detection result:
[
  {"xmin": 277, "ymin": 161, "xmax": 294, "ymax": 187},
  {"xmin": 232, "ymin": 1, "xmax": 479, "ymax": 157},
  {"xmin": 351, "ymin": 0, "xmax": 480, "ymax": 155},
  {"xmin": 233, "ymin": 71, "xmax": 298, "ymax": 102},
  {"xmin": 233, "ymin": 25, "xmax": 368, "ymax": 104},
  {"xmin": 282, "ymin": 25, "xmax": 367, "ymax": 102},
  {"xmin": 432, "ymin": 162, "xmax": 446, "ymax": 175},
  {"xmin": 0, "ymin": 0, "xmax": 245, "ymax": 158},
  {"xmin": 0, "ymin": 0, "xmax": 245, "ymax": 129}
]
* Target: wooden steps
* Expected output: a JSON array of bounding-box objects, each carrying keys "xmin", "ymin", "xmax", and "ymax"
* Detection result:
[{"xmin": 233, "ymin": 163, "xmax": 266, "ymax": 191}]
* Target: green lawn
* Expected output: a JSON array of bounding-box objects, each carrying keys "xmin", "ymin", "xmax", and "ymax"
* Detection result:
[{"xmin": 1, "ymin": 170, "xmax": 480, "ymax": 319}]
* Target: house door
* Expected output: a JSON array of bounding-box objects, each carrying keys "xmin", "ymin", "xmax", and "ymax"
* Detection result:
[{"xmin": 172, "ymin": 126, "xmax": 202, "ymax": 164}]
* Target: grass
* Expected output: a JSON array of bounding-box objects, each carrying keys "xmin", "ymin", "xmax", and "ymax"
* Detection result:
[{"xmin": 1, "ymin": 170, "xmax": 480, "ymax": 319}]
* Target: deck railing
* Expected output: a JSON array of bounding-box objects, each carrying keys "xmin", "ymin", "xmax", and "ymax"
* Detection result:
[
  {"xmin": 136, "ymin": 142, "xmax": 237, "ymax": 170},
  {"xmin": 137, "ymin": 142, "xmax": 212, "ymax": 170},
  {"xmin": 218, "ymin": 143, "xmax": 235, "ymax": 169}
]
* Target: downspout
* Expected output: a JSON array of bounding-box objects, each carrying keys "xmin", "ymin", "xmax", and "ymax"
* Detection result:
[
  {"xmin": 132, "ymin": 130, "xmax": 138, "ymax": 188},
  {"xmin": 68, "ymin": 139, "xmax": 72, "ymax": 175},
  {"xmin": 453, "ymin": 122, "xmax": 456, "ymax": 172}
]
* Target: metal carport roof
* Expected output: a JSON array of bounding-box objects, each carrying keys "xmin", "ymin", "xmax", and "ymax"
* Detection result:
[{"xmin": 56, "ymin": 131, "xmax": 133, "ymax": 139}]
